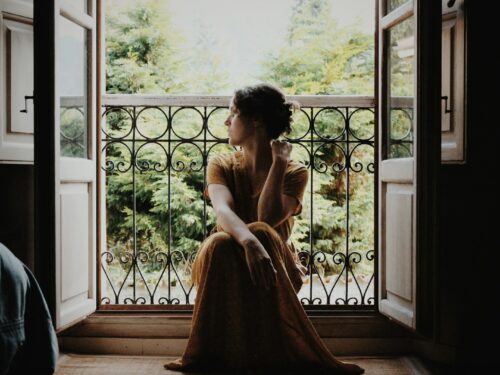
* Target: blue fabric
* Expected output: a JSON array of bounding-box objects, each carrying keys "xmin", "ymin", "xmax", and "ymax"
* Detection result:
[{"xmin": 0, "ymin": 243, "xmax": 58, "ymax": 375}]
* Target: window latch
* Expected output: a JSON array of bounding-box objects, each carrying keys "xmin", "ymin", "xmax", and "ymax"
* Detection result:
[
  {"xmin": 441, "ymin": 96, "xmax": 452, "ymax": 114},
  {"xmin": 20, "ymin": 94, "xmax": 34, "ymax": 114}
]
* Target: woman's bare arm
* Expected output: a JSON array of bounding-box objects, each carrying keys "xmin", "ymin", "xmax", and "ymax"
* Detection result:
[
  {"xmin": 208, "ymin": 184, "xmax": 256, "ymax": 245},
  {"xmin": 257, "ymin": 156, "xmax": 300, "ymax": 227},
  {"xmin": 257, "ymin": 158, "xmax": 287, "ymax": 226},
  {"xmin": 207, "ymin": 183, "xmax": 277, "ymax": 289}
]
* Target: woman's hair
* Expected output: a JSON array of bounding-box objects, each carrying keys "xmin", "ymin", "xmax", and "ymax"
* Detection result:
[{"xmin": 233, "ymin": 83, "xmax": 300, "ymax": 139}]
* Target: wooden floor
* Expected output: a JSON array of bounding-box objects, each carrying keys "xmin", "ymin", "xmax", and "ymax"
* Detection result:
[{"xmin": 55, "ymin": 354, "xmax": 432, "ymax": 374}]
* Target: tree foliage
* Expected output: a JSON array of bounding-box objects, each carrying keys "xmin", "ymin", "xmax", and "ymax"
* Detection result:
[
  {"xmin": 260, "ymin": 0, "xmax": 375, "ymax": 275},
  {"xmin": 262, "ymin": 0, "xmax": 374, "ymax": 95},
  {"xmin": 104, "ymin": 0, "xmax": 375, "ymax": 278}
]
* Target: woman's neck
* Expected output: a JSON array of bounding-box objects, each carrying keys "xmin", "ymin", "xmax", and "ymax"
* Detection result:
[{"xmin": 241, "ymin": 141, "xmax": 273, "ymax": 175}]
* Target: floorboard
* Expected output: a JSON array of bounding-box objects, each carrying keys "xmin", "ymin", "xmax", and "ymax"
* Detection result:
[{"xmin": 55, "ymin": 353, "xmax": 432, "ymax": 374}]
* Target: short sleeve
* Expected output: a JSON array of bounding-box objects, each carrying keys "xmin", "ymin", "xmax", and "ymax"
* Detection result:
[
  {"xmin": 203, "ymin": 155, "xmax": 228, "ymax": 201},
  {"xmin": 283, "ymin": 164, "xmax": 309, "ymax": 216}
]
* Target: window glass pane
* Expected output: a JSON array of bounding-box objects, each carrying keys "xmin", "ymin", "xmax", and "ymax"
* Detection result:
[
  {"xmin": 66, "ymin": 0, "xmax": 88, "ymax": 14},
  {"xmin": 59, "ymin": 16, "xmax": 88, "ymax": 158},
  {"xmin": 387, "ymin": 0, "xmax": 410, "ymax": 14},
  {"xmin": 387, "ymin": 16, "xmax": 414, "ymax": 159}
]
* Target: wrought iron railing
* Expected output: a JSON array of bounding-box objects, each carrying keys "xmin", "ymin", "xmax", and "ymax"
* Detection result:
[
  {"xmin": 388, "ymin": 96, "xmax": 414, "ymax": 158},
  {"xmin": 60, "ymin": 96, "xmax": 87, "ymax": 158},
  {"xmin": 99, "ymin": 94, "xmax": 377, "ymax": 310}
]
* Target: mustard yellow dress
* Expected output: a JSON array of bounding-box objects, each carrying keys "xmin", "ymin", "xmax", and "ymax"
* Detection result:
[{"xmin": 165, "ymin": 150, "xmax": 364, "ymax": 374}]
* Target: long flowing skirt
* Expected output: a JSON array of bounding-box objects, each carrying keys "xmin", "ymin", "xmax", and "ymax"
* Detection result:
[{"xmin": 165, "ymin": 221, "xmax": 364, "ymax": 374}]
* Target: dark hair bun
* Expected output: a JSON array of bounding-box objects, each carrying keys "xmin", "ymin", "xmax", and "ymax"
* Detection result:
[{"xmin": 233, "ymin": 84, "xmax": 300, "ymax": 139}]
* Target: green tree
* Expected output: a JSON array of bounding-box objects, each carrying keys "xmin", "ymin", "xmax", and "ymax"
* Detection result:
[
  {"xmin": 261, "ymin": 0, "xmax": 375, "ymax": 277},
  {"xmin": 262, "ymin": 0, "xmax": 374, "ymax": 95},
  {"xmin": 106, "ymin": 0, "xmax": 185, "ymax": 93},
  {"xmin": 181, "ymin": 22, "xmax": 231, "ymax": 94},
  {"xmin": 103, "ymin": 0, "xmax": 375, "ymax": 295},
  {"xmin": 104, "ymin": 0, "xmax": 223, "ymax": 282}
]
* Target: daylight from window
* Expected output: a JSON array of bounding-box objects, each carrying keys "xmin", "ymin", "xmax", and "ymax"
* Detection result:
[
  {"xmin": 105, "ymin": 0, "xmax": 374, "ymax": 95},
  {"xmin": 101, "ymin": 0, "xmax": 376, "ymax": 308}
]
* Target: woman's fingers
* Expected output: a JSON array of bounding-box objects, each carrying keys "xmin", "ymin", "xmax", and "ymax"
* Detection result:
[
  {"xmin": 261, "ymin": 260, "xmax": 277, "ymax": 290},
  {"xmin": 258, "ymin": 260, "xmax": 268, "ymax": 289},
  {"xmin": 245, "ymin": 247, "xmax": 277, "ymax": 290},
  {"xmin": 250, "ymin": 262, "xmax": 267, "ymax": 289},
  {"xmin": 264, "ymin": 260, "xmax": 276, "ymax": 288},
  {"xmin": 248, "ymin": 266, "xmax": 257, "ymax": 286},
  {"xmin": 270, "ymin": 265, "xmax": 277, "ymax": 286},
  {"xmin": 248, "ymin": 262, "xmax": 268, "ymax": 289},
  {"xmin": 253, "ymin": 264, "xmax": 263, "ymax": 287},
  {"xmin": 262, "ymin": 263, "xmax": 272, "ymax": 289}
]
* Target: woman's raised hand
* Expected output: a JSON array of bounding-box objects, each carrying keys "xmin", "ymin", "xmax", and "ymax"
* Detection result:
[
  {"xmin": 270, "ymin": 139, "xmax": 292, "ymax": 163},
  {"xmin": 241, "ymin": 236, "xmax": 277, "ymax": 290}
]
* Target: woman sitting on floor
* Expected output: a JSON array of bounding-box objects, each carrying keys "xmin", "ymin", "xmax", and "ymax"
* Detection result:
[{"xmin": 164, "ymin": 83, "xmax": 365, "ymax": 374}]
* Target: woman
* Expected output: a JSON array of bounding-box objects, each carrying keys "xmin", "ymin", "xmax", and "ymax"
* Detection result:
[{"xmin": 165, "ymin": 84, "xmax": 364, "ymax": 374}]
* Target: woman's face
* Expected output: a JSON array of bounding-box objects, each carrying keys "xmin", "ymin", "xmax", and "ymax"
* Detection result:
[{"xmin": 224, "ymin": 97, "xmax": 254, "ymax": 146}]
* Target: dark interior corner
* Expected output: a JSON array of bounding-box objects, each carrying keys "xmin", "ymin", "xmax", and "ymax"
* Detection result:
[{"xmin": 0, "ymin": 164, "xmax": 35, "ymax": 271}]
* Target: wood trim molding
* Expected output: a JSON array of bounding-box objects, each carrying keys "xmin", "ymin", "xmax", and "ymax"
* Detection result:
[
  {"xmin": 6, "ymin": 24, "xmax": 11, "ymax": 132},
  {"xmin": 59, "ymin": 312, "xmax": 410, "ymax": 339},
  {"xmin": 2, "ymin": 12, "xmax": 32, "ymax": 25},
  {"xmin": 34, "ymin": 0, "xmax": 57, "ymax": 319},
  {"xmin": 414, "ymin": 0, "xmax": 441, "ymax": 339},
  {"xmin": 96, "ymin": 0, "xmax": 103, "ymax": 318},
  {"xmin": 59, "ymin": 336, "xmax": 415, "ymax": 357},
  {"xmin": 58, "ymin": 312, "xmax": 417, "ymax": 356},
  {"xmin": 57, "ymin": 313, "xmax": 457, "ymax": 362},
  {"xmin": 3, "ymin": 17, "xmax": 34, "ymax": 136},
  {"xmin": 60, "ymin": 3, "xmax": 94, "ymax": 30},
  {"xmin": 381, "ymin": 1, "xmax": 413, "ymax": 30}
]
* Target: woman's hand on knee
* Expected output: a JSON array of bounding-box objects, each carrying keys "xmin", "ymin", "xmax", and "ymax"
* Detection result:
[{"xmin": 241, "ymin": 237, "xmax": 277, "ymax": 290}]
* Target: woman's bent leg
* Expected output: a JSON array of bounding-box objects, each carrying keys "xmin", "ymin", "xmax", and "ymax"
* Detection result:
[
  {"xmin": 164, "ymin": 222, "xmax": 364, "ymax": 374},
  {"xmin": 165, "ymin": 231, "xmax": 259, "ymax": 371}
]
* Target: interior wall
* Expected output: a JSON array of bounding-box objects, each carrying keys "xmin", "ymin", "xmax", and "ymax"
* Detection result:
[
  {"xmin": 0, "ymin": 164, "xmax": 35, "ymax": 271},
  {"xmin": 437, "ymin": 0, "xmax": 497, "ymax": 370}
]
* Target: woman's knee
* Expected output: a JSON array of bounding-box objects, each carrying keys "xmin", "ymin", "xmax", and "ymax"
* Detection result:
[
  {"xmin": 247, "ymin": 221, "xmax": 277, "ymax": 239},
  {"xmin": 203, "ymin": 232, "xmax": 237, "ymax": 259},
  {"xmin": 247, "ymin": 222, "xmax": 284, "ymax": 256}
]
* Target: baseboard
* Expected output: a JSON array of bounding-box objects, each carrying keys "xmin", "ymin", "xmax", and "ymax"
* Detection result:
[{"xmin": 411, "ymin": 337, "xmax": 457, "ymax": 366}]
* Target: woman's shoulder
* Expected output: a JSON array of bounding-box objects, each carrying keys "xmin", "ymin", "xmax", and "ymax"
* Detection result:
[
  {"xmin": 207, "ymin": 151, "xmax": 239, "ymax": 167},
  {"xmin": 287, "ymin": 159, "xmax": 309, "ymax": 174}
]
